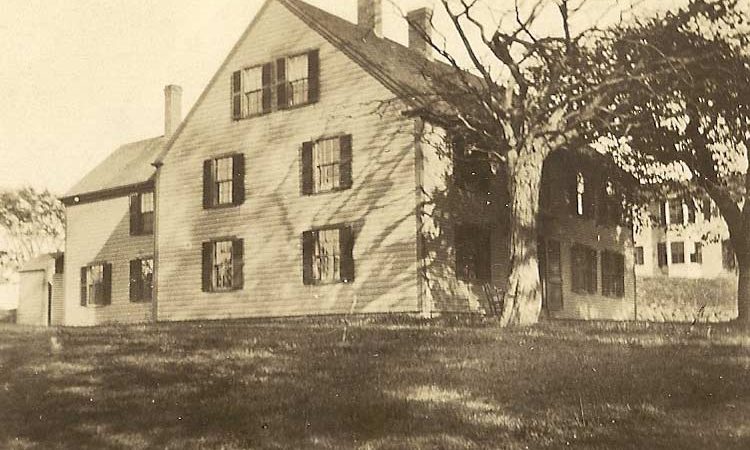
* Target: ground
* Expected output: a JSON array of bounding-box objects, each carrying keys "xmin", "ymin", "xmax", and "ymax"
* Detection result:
[{"xmin": 0, "ymin": 318, "xmax": 748, "ymax": 449}]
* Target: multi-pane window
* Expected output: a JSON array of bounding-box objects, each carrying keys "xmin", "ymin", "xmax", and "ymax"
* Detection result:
[
  {"xmin": 301, "ymin": 135, "xmax": 352, "ymax": 195},
  {"xmin": 302, "ymin": 226, "xmax": 354, "ymax": 284},
  {"xmin": 130, "ymin": 191, "xmax": 155, "ymax": 235},
  {"xmin": 129, "ymin": 257, "xmax": 153, "ymax": 302},
  {"xmin": 286, "ymin": 53, "xmax": 309, "ymax": 107},
  {"xmin": 601, "ymin": 251, "xmax": 625, "ymax": 298},
  {"xmin": 215, "ymin": 157, "xmax": 234, "ymax": 205},
  {"xmin": 635, "ymin": 246, "xmax": 644, "ymax": 265},
  {"xmin": 203, "ymin": 154, "xmax": 245, "ymax": 208},
  {"xmin": 80, "ymin": 263, "xmax": 111, "ymax": 306},
  {"xmin": 571, "ymin": 245, "xmax": 597, "ymax": 294},
  {"xmin": 202, "ymin": 239, "xmax": 244, "ymax": 292},
  {"xmin": 455, "ymin": 225, "xmax": 491, "ymax": 281},
  {"xmin": 313, "ymin": 137, "xmax": 341, "ymax": 192},
  {"xmin": 243, "ymin": 66, "xmax": 264, "ymax": 116},
  {"xmin": 671, "ymin": 241, "xmax": 685, "ymax": 264},
  {"xmin": 668, "ymin": 200, "xmax": 684, "ymax": 225}
]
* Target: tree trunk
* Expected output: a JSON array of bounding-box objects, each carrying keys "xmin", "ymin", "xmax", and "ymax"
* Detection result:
[
  {"xmin": 736, "ymin": 256, "xmax": 750, "ymax": 326},
  {"xmin": 500, "ymin": 143, "xmax": 547, "ymax": 326}
]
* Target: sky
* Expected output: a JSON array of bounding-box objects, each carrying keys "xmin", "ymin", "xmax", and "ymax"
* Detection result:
[{"xmin": 0, "ymin": 0, "xmax": 664, "ymax": 195}]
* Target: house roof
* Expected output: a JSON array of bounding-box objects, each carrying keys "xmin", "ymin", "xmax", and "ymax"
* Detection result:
[
  {"xmin": 19, "ymin": 252, "xmax": 62, "ymax": 273},
  {"xmin": 154, "ymin": 0, "xmax": 471, "ymax": 165},
  {"xmin": 64, "ymin": 136, "xmax": 166, "ymax": 201}
]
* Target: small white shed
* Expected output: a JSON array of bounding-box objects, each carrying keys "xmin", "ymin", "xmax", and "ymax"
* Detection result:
[{"xmin": 17, "ymin": 253, "xmax": 64, "ymax": 326}]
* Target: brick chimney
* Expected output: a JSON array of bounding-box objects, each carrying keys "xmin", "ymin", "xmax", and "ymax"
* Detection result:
[
  {"xmin": 164, "ymin": 84, "xmax": 182, "ymax": 138},
  {"xmin": 407, "ymin": 7, "xmax": 433, "ymax": 59},
  {"xmin": 358, "ymin": 0, "xmax": 383, "ymax": 38}
]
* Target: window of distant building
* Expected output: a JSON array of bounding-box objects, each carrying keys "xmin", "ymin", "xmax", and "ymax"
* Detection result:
[
  {"xmin": 601, "ymin": 251, "xmax": 625, "ymax": 298},
  {"xmin": 657, "ymin": 242, "xmax": 668, "ymax": 267},
  {"xmin": 690, "ymin": 242, "xmax": 703, "ymax": 264},
  {"xmin": 671, "ymin": 241, "xmax": 685, "ymax": 264},
  {"xmin": 571, "ymin": 245, "xmax": 597, "ymax": 295}
]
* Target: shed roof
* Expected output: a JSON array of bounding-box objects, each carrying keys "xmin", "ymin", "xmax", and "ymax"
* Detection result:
[
  {"xmin": 19, "ymin": 252, "xmax": 62, "ymax": 273},
  {"xmin": 64, "ymin": 136, "xmax": 165, "ymax": 201}
]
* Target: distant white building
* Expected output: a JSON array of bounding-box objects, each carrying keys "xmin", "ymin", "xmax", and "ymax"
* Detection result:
[{"xmin": 634, "ymin": 196, "xmax": 736, "ymax": 279}]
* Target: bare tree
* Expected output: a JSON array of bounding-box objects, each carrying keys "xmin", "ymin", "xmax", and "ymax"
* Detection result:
[{"xmin": 399, "ymin": 0, "xmax": 735, "ymax": 325}]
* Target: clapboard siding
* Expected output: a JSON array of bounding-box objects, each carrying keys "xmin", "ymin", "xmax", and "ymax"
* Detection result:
[
  {"xmin": 17, "ymin": 270, "xmax": 46, "ymax": 326},
  {"xmin": 63, "ymin": 196, "xmax": 153, "ymax": 326},
  {"xmin": 51, "ymin": 273, "xmax": 64, "ymax": 326},
  {"xmin": 156, "ymin": 1, "xmax": 418, "ymax": 321}
]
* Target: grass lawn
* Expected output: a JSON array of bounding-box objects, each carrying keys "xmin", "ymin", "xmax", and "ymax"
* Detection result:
[{"xmin": 1, "ymin": 318, "xmax": 748, "ymax": 449}]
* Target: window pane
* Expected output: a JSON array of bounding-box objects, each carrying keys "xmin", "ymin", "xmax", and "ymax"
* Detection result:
[
  {"xmin": 314, "ymin": 229, "xmax": 340, "ymax": 282},
  {"xmin": 218, "ymin": 181, "xmax": 233, "ymax": 205},
  {"xmin": 312, "ymin": 138, "xmax": 341, "ymax": 193},
  {"xmin": 244, "ymin": 66, "xmax": 263, "ymax": 91},
  {"xmin": 213, "ymin": 241, "xmax": 234, "ymax": 289},
  {"xmin": 244, "ymin": 66, "xmax": 263, "ymax": 115},
  {"xmin": 87, "ymin": 265, "xmax": 104, "ymax": 305},
  {"xmin": 141, "ymin": 192, "xmax": 154, "ymax": 213},
  {"xmin": 287, "ymin": 54, "xmax": 309, "ymax": 106},
  {"xmin": 141, "ymin": 258, "xmax": 154, "ymax": 301}
]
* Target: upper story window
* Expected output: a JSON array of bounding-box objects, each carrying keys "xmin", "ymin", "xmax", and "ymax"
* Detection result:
[
  {"xmin": 301, "ymin": 135, "xmax": 353, "ymax": 195},
  {"xmin": 130, "ymin": 191, "xmax": 154, "ymax": 235},
  {"xmin": 452, "ymin": 137, "xmax": 492, "ymax": 195},
  {"xmin": 203, "ymin": 154, "xmax": 245, "ymax": 209},
  {"xmin": 80, "ymin": 263, "xmax": 112, "ymax": 307},
  {"xmin": 202, "ymin": 238, "xmax": 244, "ymax": 292},
  {"xmin": 129, "ymin": 257, "xmax": 154, "ymax": 303},
  {"xmin": 302, "ymin": 226, "xmax": 355, "ymax": 285},
  {"xmin": 455, "ymin": 224, "xmax": 491, "ymax": 281},
  {"xmin": 634, "ymin": 246, "xmax": 644, "ymax": 265},
  {"xmin": 576, "ymin": 172, "xmax": 585, "ymax": 216},
  {"xmin": 232, "ymin": 50, "xmax": 319, "ymax": 120},
  {"xmin": 668, "ymin": 200, "xmax": 684, "ymax": 226},
  {"xmin": 597, "ymin": 180, "xmax": 622, "ymax": 225}
]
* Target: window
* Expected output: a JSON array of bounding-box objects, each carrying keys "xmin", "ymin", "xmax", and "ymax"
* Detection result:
[
  {"xmin": 129, "ymin": 258, "xmax": 153, "ymax": 302},
  {"xmin": 302, "ymin": 226, "xmax": 355, "ymax": 284},
  {"xmin": 601, "ymin": 251, "xmax": 625, "ymax": 298},
  {"xmin": 668, "ymin": 200, "xmax": 684, "ymax": 226},
  {"xmin": 722, "ymin": 239, "xmax": 736, "ymax": 271},
  {"xmin": 569, "ymin": 172, "xmax": 594, "ymax": 217},
  {"xmin": 455, "ymin": 225, "xmax": 491, "ymax": 281},
  {"xmin": 243, "ymin": 66, "xmax": 265, "ymax": 116},
  {"xmin": 203, "ymin": 154, "xmax": 245, "ymax": 208},
  {"xmin": 278, "ymin": 50, "xmax": 320, "ymax": 109},
  {"xmin": 657, "ymin": 242, "xmax": 668, "ymax": 267},
  {"xmin": 597, "ymin": 180, "xmax": 621, "ymax": 225},
  {"xmin": 130, "ymin": 191, "xmax": 155, "ymax": 235},
  {"xmin": 576, "ymin": 172, "xmax": 585, "ymax": 216},
  {"xmin": 690, "ymin": 242, "xmax": 703, "ymax": 264},
  {"xmin": 80, "ymin": 263, "xmax": 112, "ymax": 306},
  {"xmin": 301, "ymin": 135, "xmax": 352, "ymax": 195},
  {"xmin": 634, "ymin": 246, "xmax": 644, "ymax": 265},
  {"xmin": 453, "ymin": 137, "xmax": 492, "ymax": 195},
  {"xmin": 202, "ymin": 239, "xmax": 244, "ymax": 292},
  {"xmin": 571, "ymin": 245, "xmax": 597, "ymax": 294},
  {"xmin": 671, "ymin": 241, "xmax": 685, "ymax": 264},
  {"xmin": 231, "ymin": 64, "xmax": 272, "ymax": 119}
]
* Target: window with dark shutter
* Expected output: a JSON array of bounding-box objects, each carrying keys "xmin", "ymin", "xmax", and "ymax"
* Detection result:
[
  {"xmin": 129, "ymin": 193, "xmax": 142, "ymax": 235},
  {"xmin": 276, "ymin": 58, "xmax": 287, "ymax": 109},
  {"xmin": 81, "ymin": 263, "xmax": 111, "ymax": 307},
  {"xmin": 657, "ymin": 242, "xmax": 668, "ymax": 267},
  {"xmin": 130, "ymin": 192, "xmax": 154, "ymax": 235},
  {"xmin": 262, "ymin": 63, "xmax": 273, "ymax": 113},
  {"xmin": 602, "ymin": 251, "xmax": 624, "ymax": 298},
  {"xmin": 671, "ymin": 241, "xmax": 685, "ymax": 264},
  {"xmin": 129, "ymin": 259, "xmax": 141, "ymax": 302},
  {"xmin": 302, "ymin": 226, "xmax": 355, "ymax": 285},
  {"xmin": 202, "ymin": 239, "xmax": 243, "ymax": 292},
  {"xmin": 571, "ymin": 245, "xmax": 597, "ymax": 294},
  {"xmin": 80, "ymin": 267, "xmax": 87, "ymax": 306},
  {"xmin": 339, "ymin": 135, "xmax": 353, "ymax": 189},
  {"xmin": 301, "ymin": 135, "xmax": 353, "ymax": 195},
  {"xmin": 102, "ymin": 263, "xmax": 112, "ymax": 305},
  {"xmin": 203, "ymin": 155, "xmax": 243, "ymax": 208},
  {"xmin": 130, "ymin": 258, "xmax": 154, "ymax": 303}
]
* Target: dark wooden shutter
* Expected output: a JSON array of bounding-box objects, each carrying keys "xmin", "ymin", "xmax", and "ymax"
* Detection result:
[
  {"xmin": 102, "ymin": 263, "xmax": 112, "ymax": 305},
  {"xmin": 569, "ymin": 172, "xmax": 579, "ymax": 215},
  {"xmin": 261, "ymin": 63, "xmax": 273, "ymax": 113},
  {"xmin": 202, "ymin": 242, "xmax": 213, "ymax": 292},
  {"xmin": 129, "ymin": 259, "xmax": 140, "ymax": 302},
  {"xmin": 659, "ymin": 201, "xmax": 668, "ymax": 226},
  {"xmin": 276, "ymin": 58, "xmax": 287, "ymax": 109},
  {"xmin": 80, "ymin": 267, "xmax": 88, "ymax": 306},
  {"xmin": 340, "ymin": 226, "xmax": 355, "ymax": 283},
  {"xmin": 203, "ymin": 159, "xmax": 213, "ymax": 209},
  {"xmin": 232, "ymin": 70, "xmax": 242, "ymax": 120},
  {"xmin": 301, "ymin": 141, "xmax": 314, "ymax": 195},
  {"xmin": 232, "ymin": 153, "xmax": 245, "ymax": 205},
  {"xmin": 232, "ymin": 239, "xmax": 244, "ymax": 290},
  {"xmin": 339, "ymin": 134, "xmax": 352, "ymax": 189},
  {"xmin": 702, "ymin": 197, "xmax": 712, "ymax": 221},
  {"xmin": 129, "ymin": 193, "xmax": 142, "ymax": 235},
  {"xmin": 302, "ymin": 231, "xmax": 315, "ymax": 285},
  {"xmin": 307, "ymin": 49, "xmax": 320, "ymax": 103}
]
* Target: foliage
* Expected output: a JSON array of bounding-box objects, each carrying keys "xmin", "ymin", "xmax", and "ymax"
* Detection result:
[{"xmin": 0, "ymin": 187, "xmax": 64, "ymax": 281}]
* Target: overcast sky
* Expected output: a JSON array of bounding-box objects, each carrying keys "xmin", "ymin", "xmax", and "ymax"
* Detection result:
[{"xmin": 0, "ymin": 0, "xmax": 660, "ymax": 195}]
